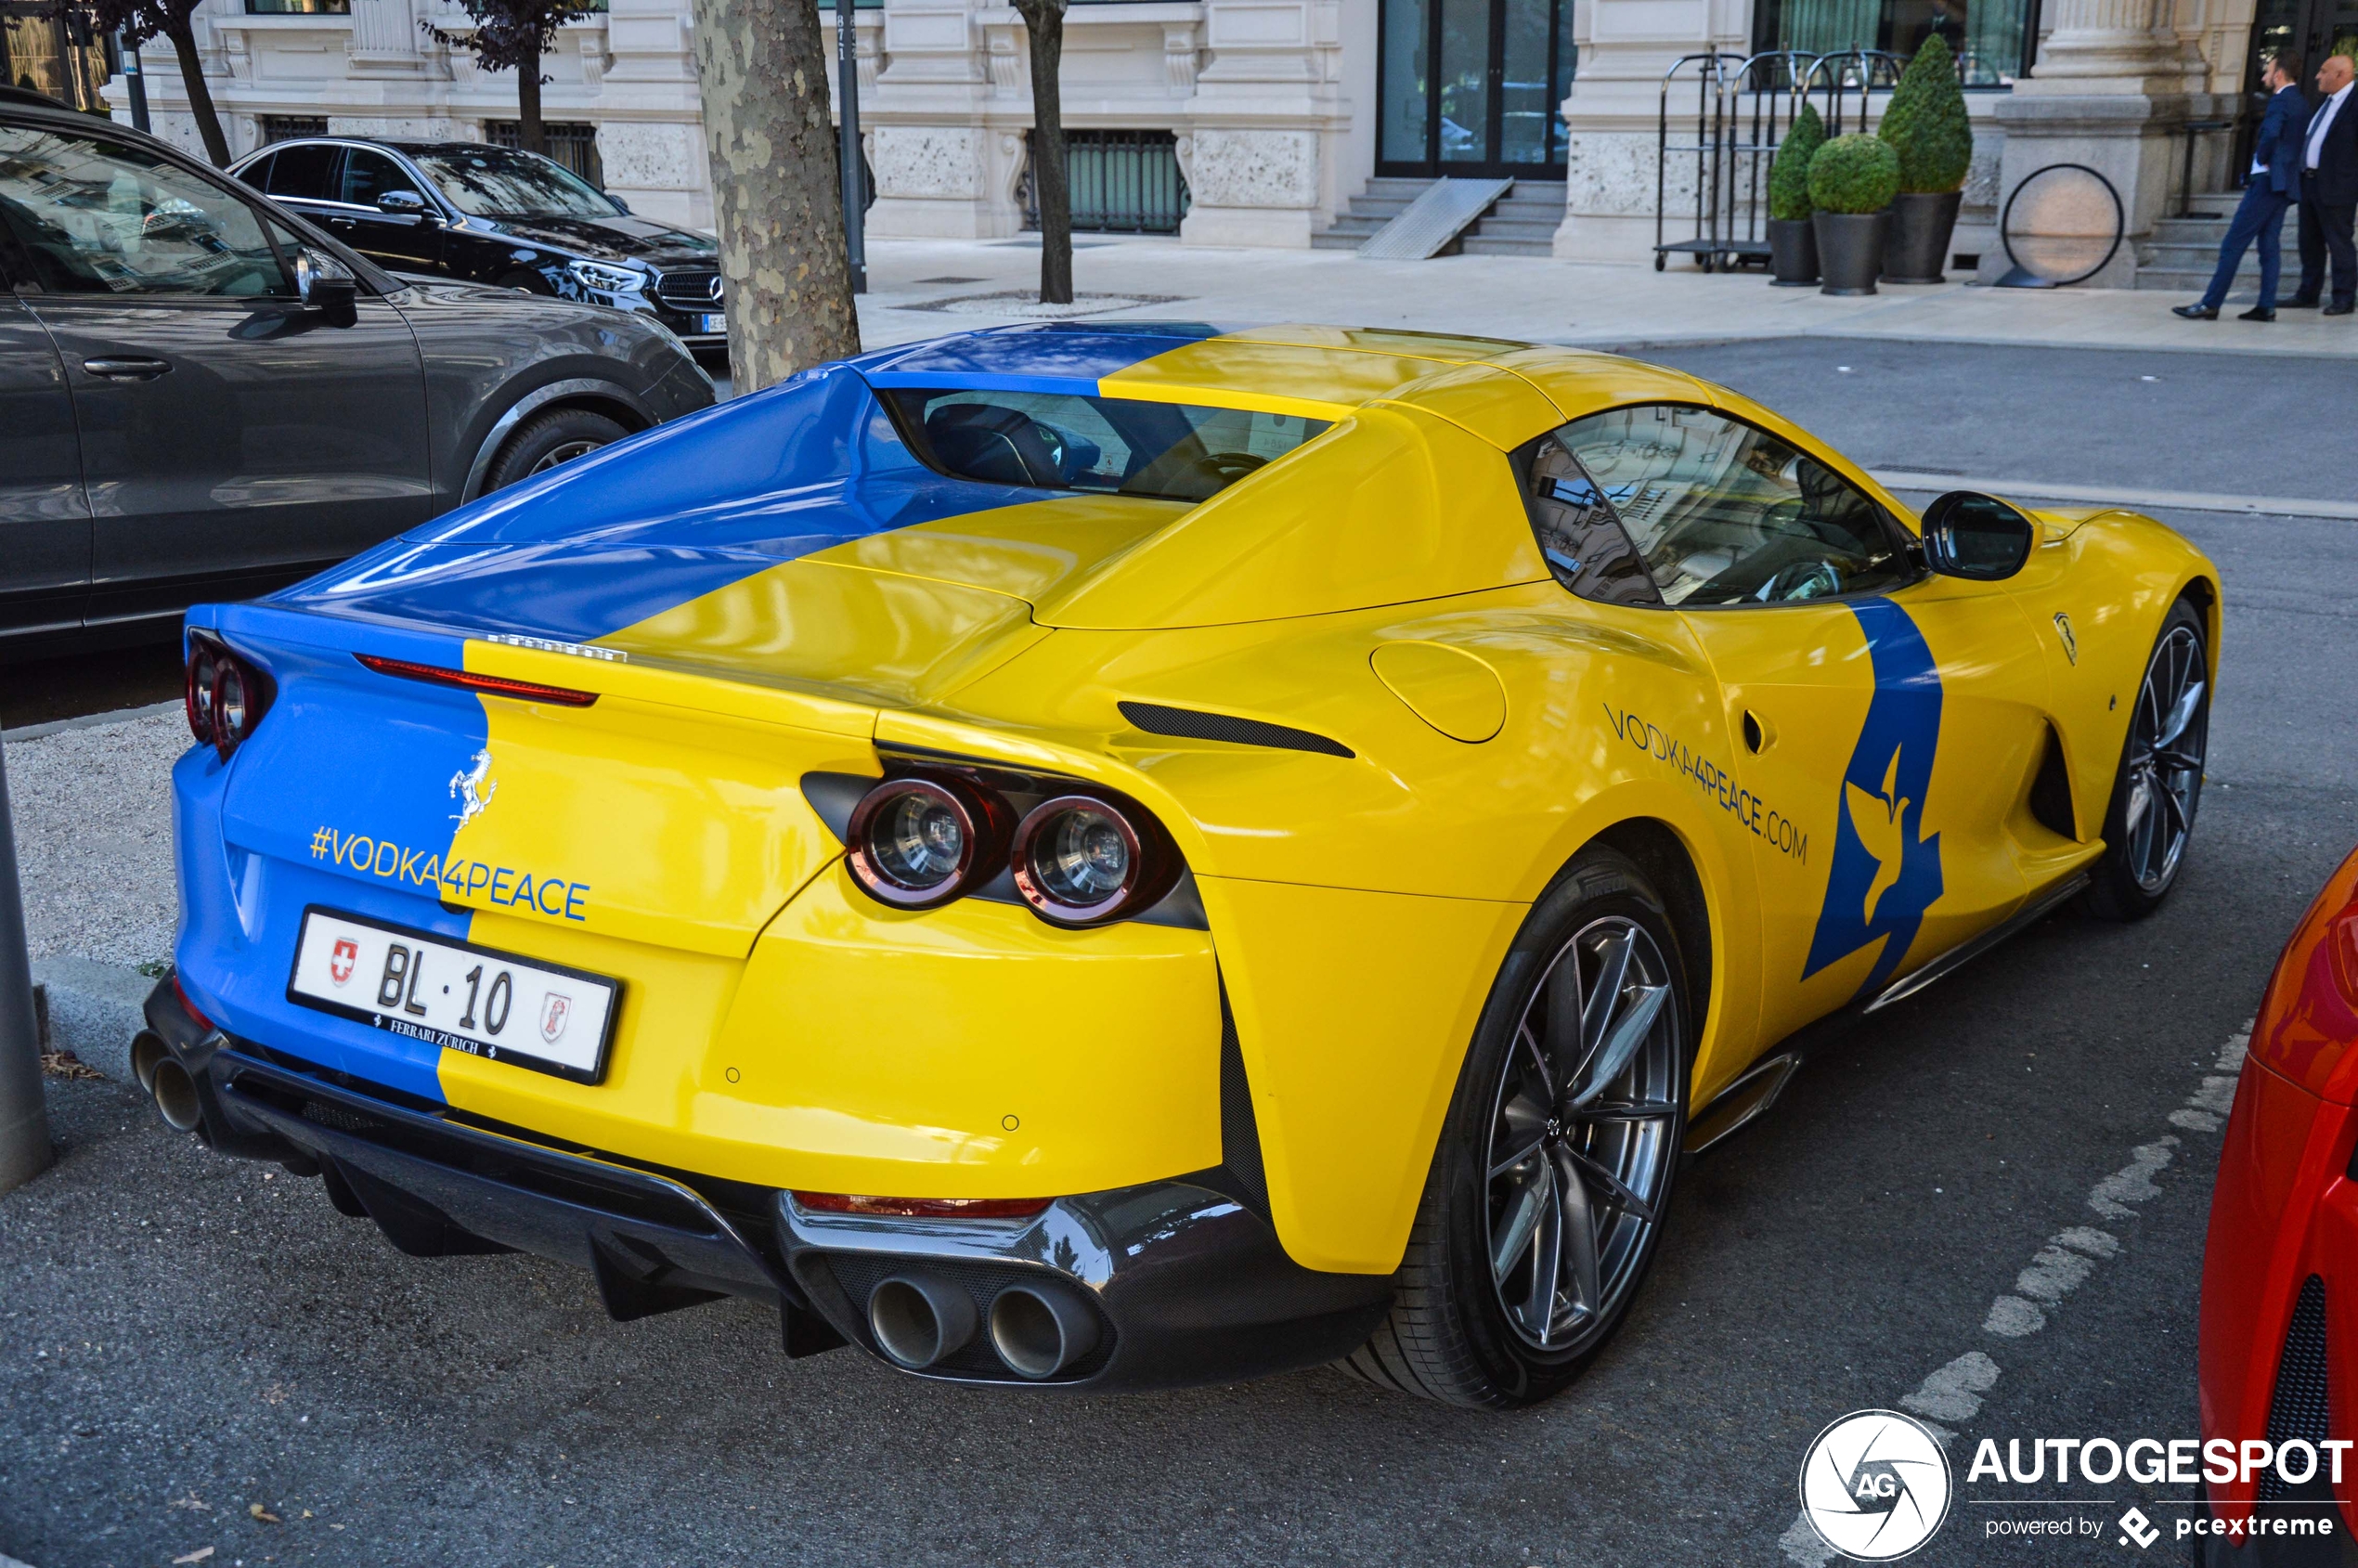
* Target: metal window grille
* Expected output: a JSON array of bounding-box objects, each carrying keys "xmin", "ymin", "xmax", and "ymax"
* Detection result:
[
  {"xmin": 484, "ymin": 121, "xmax": 605, "ymax": 189},
  {"xmin": 1019, "ymin": 129, "xmax": 1190, "ymax": 236},
  {"xmin": 243, "ymin": 0, "xmax": 350, "ymax": 14},
  {"xmin": 261, "ymin": 115, "xmax": 329, "ymax": 144}
]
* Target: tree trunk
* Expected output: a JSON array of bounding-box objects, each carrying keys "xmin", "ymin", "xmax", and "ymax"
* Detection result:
[
  {"xmin": 685, "ymin": 0, "xmax": 860, "ymax": 393},
  {"xmin": 517, "ymin": 45, "xmax": 545, "ymax": 155},
  {"xmin": 1012, "ymin": 0, "xmax": 1070, "ymax": 305},
  {"xmin": 162, "ymin": 13, "xmax": 230, "ymax": 167}
]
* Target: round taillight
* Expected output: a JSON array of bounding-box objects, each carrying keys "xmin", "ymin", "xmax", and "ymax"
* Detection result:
[
  {"xmin": 212, "ymin": 659, "xmax": 251, "ymax": 759},
  {"xmin": 1011, "ymin": 794, "xmax": 1173, "ymax": 927},
  {"xmin": 845, "ymin": 776, "xmax": 1007, "ymax": 910},
  {"xmin": 185, "ymin": 643, "xmax": 217, "ymax": 745}
]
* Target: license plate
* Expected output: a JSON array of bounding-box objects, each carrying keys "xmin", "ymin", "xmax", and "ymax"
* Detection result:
[
  {"xmin": 287, "ymin": 908, "xmax": 619, "ymax": 1084},
  {"xmin": 695, "ymin": 312, "xmax": 724, "ymax": 334}
]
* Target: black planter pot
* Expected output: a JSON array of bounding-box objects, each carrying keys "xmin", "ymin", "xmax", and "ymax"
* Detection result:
[
  {"xmin": 1884, "ymin": 189, "xmax": 1963, "ymax": 284},
  {"xmin": 1813, "ymin": 210, "xmax": 1888, "ymax": 296},
  {"xmin": 1768, "ymin": 217, "xmax": 1820, "ymax": 286}
]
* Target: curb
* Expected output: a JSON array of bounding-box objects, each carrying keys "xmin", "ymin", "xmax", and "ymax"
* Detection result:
[
  {"xmin": 32, "ymin": 956, "xmax": 153, "ymax": 1087},
  {"xmin": 2, "ymin": 698, "xmax": 182, "ymax": 745}
]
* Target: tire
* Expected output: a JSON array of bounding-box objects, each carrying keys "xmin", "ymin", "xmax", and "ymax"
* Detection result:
[
  {"xmin": 480, "ymin": 407, "xmax": 628, "ymax": 495},
  {"xmin": 2083, "ymin": 597, "xmax": 2210, "ymax": 922},
  {"xmin": 1342, "ymin": 844, "xmax": 1691, "ymax": 1407}
]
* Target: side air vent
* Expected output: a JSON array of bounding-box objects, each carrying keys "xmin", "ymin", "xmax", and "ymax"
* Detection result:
[
  {"xmin": 2028, "ymin": 724, "xmax": 2076, "ymax": 840},
  {"xmin": 2260, "ymin": 1275, "xmax": 2332, "ymax": 1500},
  {"xmin": 1119, "ymin": 701, "xmax": 1354, "ymax": 758}
]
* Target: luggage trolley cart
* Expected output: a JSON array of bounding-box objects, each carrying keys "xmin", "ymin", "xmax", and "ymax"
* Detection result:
[
  {"xmin": 1653, "ymin": 51, "xmax": 1745, "ymax": 272},
  {"xmin": 1710, "ymin": 50, "xmax": 1825, "ymax": 274}
]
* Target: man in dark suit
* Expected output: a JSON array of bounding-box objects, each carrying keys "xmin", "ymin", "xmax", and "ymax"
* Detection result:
[
  {"xmin": 2286, "ymin": 52, "xmax": 2357, "ymax": 314},
  {"xmin": 2176, "ymin": 51, "xmax": 2309, "ymax": 320}
]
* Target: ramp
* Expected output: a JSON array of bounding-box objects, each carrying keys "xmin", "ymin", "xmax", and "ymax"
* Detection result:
[{"xmin": 1355, "ymin": 177, "xmax": 1513, "ymax": 260}]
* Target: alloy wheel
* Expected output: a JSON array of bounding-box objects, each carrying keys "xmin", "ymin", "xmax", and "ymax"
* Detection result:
[
  {"xmin": 2121, "ymin": 624, "xmax": 2206, "ymax": 895},
  {"xmin": 528, "ymin": 439, "xmax": 604, "ymax": 475},
  {"xmin": 1483, "ymin": 915, "xmax": 1681, "ymax": 1354}
]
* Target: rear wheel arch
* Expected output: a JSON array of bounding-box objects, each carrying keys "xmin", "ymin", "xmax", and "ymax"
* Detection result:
[{"xmin": 1586, "ymin": 818, "xmax": 1714, "ymax": 1051}]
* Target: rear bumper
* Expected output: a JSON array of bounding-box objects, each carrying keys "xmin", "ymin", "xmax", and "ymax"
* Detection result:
[{"xmin": 143, "ymin": 976, "xmax": 1392, "ymax": 1391}]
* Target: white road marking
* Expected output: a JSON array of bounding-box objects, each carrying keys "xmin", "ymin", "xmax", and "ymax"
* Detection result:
[
  {"xmin": 1775, "ymin": 1026, "xmax": 2252, "ymax": 1563},
  {"xmin": 1869, "ymin": 472, "xmax": 2358, "ymax": 523}
]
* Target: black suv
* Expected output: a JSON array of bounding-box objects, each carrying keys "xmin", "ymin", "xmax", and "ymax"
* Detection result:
[
  {"xmin": 0, "ymin": 87, "xmax": 712, "ymax": 654},
  {"xmin": 230, "ymin": 138, "xmax": 727, "ymax": 359}
]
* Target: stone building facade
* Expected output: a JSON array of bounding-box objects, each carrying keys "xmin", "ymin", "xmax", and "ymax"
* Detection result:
[{"xmin": 110, "ymin": 0, "xmax": 2296, "ymax": 284}]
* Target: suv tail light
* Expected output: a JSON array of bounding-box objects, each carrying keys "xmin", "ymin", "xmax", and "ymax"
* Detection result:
[{"xmin": 185, "ymin": 633, "xmax": 272, "ymax": 760}]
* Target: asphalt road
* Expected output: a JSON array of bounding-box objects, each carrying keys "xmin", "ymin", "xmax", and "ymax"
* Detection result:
[{"xmin": 3, "ymin": 339, "xmax": 2355, "ymax": 1567}]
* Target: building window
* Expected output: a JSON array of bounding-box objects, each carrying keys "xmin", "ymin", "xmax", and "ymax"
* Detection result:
[
  {"xmin": 1, "ymin": 3, "xmax": 110, "ymax": 110},
  {"xmin": 1378, "ymin": 0, "xmax": 1578, "ymax": 177},
  {"xmin": 485, "ymin": 121, "xmax": 604, "ymax": 188},
  {"xmin": 1749, "ymin": 0, "xmax": 2036, "ymax": 85},
  {"xmin": 261, "ymin": 115, "xmax": 329, "ymax": 144},
  {"xmin": 244, "ymin": 0, "xmax": 353, "ymax": 14},
  {"xmin": 1019, "ymin": 130, "xmax": 1190, "ymax": 235}
]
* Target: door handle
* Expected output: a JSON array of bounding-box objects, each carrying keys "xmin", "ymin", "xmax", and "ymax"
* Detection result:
[{"xmin": 82, "ymin": 356, "xmax": 172, "ymax": 381}]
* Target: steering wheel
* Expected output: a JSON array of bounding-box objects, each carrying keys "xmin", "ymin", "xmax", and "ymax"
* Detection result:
[
  {"xmin": 1184, "ymin": 450, "xmax": 1267, "ymax": 486},
  {"xmin": 1756, "ymin": 561, "xmax": 1844, "ymax": 603}
]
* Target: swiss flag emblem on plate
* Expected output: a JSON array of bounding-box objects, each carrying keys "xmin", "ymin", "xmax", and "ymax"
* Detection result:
[{"xmin": 329, "ymin": 938, "xmax": 358, "ymax": 986}]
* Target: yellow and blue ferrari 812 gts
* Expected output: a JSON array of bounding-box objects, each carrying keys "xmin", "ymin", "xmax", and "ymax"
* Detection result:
[{"xmin": 146, "ymin": 323, "xmax": 2218, "ymax": 1406}]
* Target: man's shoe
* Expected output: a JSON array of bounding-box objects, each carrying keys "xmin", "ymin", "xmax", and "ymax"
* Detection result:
[
  {"xmin": 2172, "ymin": 304, "xmax": 2219, "ymax": 319},
  {"xmin": 2283, "ymin": 296, "xmax": 2322, "ymax": 308},
  {"xmin": 2326, "ymin": 302, "xmax": 2355, "ymax": 316},
  {"xmin": 2240, "ymin": 307, "xmax": 2277, "ymax": 320}
]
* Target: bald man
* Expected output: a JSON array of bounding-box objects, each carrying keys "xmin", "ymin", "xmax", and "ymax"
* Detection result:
[{"xmin": 2287, "ymin": 52, "xmax": 2357, "ymax": 315}]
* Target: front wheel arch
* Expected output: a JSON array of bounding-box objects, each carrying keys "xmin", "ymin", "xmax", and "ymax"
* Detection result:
[{"xmin": 460, "ymin": 380, "xmax": 654, "ymax": 502}]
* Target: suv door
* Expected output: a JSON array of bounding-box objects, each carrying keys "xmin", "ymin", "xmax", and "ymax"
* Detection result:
[
  {"xmin": 1535, "ymin": 402, "xmax": 2050, "ymax": 1043},
  {"xmin": 0, "ymin": 287, "xmax": 89, "ymax": 638},
  {"xmin": 0, "ymin": 119, "xmax": 434, "ymax": 631},
  {"xmin": 333, "ymin": 147, "xmax": 447, "ymax": 276}
]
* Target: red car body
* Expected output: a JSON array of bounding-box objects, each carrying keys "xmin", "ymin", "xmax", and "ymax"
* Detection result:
[{"xmin": 2202, "ymin": 841, "xmax": 2358, "ymax": 1555}]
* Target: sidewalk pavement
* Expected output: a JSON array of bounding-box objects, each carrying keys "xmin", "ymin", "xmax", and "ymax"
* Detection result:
[{"xmin": 850, "ymin": 234, "xmax": 2358, "ymax": 358}]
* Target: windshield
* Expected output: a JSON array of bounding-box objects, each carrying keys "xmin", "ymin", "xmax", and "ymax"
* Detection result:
[
  {"xmin": 882, "ymin": 388, "xmax": 1330, "ymax": 504},
  {"xmin": 408, "ymin": 147, "xmax": 620, "ymax": 218}
]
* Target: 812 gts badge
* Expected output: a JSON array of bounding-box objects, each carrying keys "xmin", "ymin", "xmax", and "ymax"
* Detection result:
[{"xmin": 1799, "ymin": 1409, "xmax": 1953, "ymax": 1560}]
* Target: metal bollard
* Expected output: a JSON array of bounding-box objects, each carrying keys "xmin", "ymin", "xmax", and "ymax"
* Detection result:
[{"xmin": 0, "ymin": 736, "xmax": 53, "ymax": 1195}]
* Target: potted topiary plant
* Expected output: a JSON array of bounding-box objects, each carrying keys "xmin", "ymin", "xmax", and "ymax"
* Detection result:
[
  {"xmin": 1807, "ymin": 133, "xmax": 1899, "ymax": 295},
  {"xmin": 1877, "ymin": 36, "xmax": 1974, "ymax": 283},
  {"xmin": 1768, "ymin": 102, "xmax": 1824, "ymax": 286}
]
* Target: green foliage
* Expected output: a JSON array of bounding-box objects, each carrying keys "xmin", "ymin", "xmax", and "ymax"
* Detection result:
[
  {"xmin": 1769, "ymin": 103, "xmax": 1825, "ymax": 222},
  {"xmin": 1878, "ymin": 37, "xmax": 1974, "ymax": 194},
  {"xmin": 1807, "ymin": 135, "xmax": 1900, "ymax": 214}
]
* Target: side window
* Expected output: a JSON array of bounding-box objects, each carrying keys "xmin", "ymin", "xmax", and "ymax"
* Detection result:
[
  {"xmin": 1512, "ymin": 430, "xmax": 1662, "ymax": 607},
  {"xmin": 0, "ymin": 125, "xmax": 293, "ymax": 299},
  {"xmin": 239, "ymin": 150, "xmax": 277, "ymax": 192},
  {"xmin": 1551, "ymin": 404, "xmax": 1913, "ymax": 606},
  {"xmin": 265, "ymin": 143, "xmax": 338, "ymax": 201},
  {"xmin": 342, "ymin": 149, "xmax": 421, "ymax": 209}
]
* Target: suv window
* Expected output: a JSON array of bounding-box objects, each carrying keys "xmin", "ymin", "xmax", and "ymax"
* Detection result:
[
  {"xmin": 0, "ymin": 125, "xmax": 292, "ymax": 298},
  {"xmin": 1547, "ymin": 404, "xmax": 1912, "ymax": 606},
  {"xmin": 342, "ymin": 148, "xmax": 422, "ymax": 209},
  {"xmin": 265, "ymin": 142, "xmax": 338, "ymax": 201},
  {"xmin": 882, "ymin": 388, "xmax": 1330, "ymax": 504}
]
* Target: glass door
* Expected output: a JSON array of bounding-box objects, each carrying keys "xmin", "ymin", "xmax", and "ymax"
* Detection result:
[{"xmin": 1379, "ymin": 0, "xmax": 1579, "ymax": 178}]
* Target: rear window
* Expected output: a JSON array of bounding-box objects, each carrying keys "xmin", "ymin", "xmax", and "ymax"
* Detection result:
[{"xmin": 881, "ymin": 388, "xmax": 1329, "ymax": 504}]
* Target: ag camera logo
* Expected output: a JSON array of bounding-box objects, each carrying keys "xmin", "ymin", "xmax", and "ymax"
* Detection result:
[{"xmin": 1799, "ymin": 1409, "xmax": 1954, "ymax": 1561}]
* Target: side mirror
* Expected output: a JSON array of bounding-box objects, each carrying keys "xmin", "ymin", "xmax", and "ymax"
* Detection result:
[
  {"xmin": 377, "ymin": 190, "xmax": 437, "ymax": 225},
  {"xmin": 605, "ymin": 193, "xmax": 632, "ymax": 215},
  {"xmin": 1919, "ymin": 491, "xmax": 2036, "ymax": 581},
  {"xmin": 292, "ymin": 247, "xmax": 359, "ymax": 328}
]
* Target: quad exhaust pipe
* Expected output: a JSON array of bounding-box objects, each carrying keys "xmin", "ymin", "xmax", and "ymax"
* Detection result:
[
  {"xmin": 864, "ymin": 1272, "xmax": 1099, "ymax": 1379},
  {"xmin": 131, "ymin": 1030, "xmax": 203, "ymax": 1134}
]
